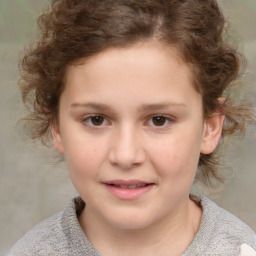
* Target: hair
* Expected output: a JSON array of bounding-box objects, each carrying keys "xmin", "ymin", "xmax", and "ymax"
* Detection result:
[{"xmin": 19, "ymin": 0, "xmax": 255, "ymax": 188}]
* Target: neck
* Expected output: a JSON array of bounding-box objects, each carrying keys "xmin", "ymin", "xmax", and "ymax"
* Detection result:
[{"xmin": 79, "ymin": 196, "xmax": 202, "ymax": 256}]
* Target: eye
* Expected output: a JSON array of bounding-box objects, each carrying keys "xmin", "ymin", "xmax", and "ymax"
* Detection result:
[
  {"xmin": 147, "ymin": 115, "xmax": 172, "ymax": 127},
  {"xmin": 82, "ymin": 115, "xmax": 110, "ymax": 127}
]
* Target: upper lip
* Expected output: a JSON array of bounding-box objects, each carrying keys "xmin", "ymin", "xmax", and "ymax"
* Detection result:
[{"xmin": 103, "ymin": 180, "xmax": 154, "ymax": 186}]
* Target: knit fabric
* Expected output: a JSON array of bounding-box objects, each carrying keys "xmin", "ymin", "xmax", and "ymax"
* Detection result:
[{"xmin": 8, "ymin": 196, "xmax": 256, "ymax": 256}]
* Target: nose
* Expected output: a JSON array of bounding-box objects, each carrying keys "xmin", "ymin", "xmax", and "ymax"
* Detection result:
[{"xmin": 108, "ymin": 125, "xmax": 146, "ymax": 170}]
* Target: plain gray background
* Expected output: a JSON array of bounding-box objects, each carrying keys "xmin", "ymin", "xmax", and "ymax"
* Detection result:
[{"xmin": 1, "ymin": 0, "xmax": 256, "ymax": 254}]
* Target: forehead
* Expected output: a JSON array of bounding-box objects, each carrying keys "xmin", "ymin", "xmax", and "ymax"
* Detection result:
[
  {"xmin": 62, "ymin": 43, "xmax": 201, "ymax": 110},
  {"xmin": 66, "ymin": 43, "xmax": 193, "ymax": 85}
]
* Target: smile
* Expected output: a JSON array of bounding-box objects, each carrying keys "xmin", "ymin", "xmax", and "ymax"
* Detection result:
[
  {"xmin": 112, "ymin": 184, "xmax": 148, "ymax": 189},
  {"xmin": 103, "ymin": 180, "xmax": 155, "ymax": 200}
]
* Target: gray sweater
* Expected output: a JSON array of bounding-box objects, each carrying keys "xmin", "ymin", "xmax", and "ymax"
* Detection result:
[{"xmin": 8, "ymin": 196, "xmax": 256, "ymax": 256}]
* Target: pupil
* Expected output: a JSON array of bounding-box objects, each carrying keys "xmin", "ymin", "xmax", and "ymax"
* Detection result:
[
  {"xmin": 92, "ymin": 116, "xmax": 104, "ymax": 125},
  {"xmin": 153, "ymin": 116, "xmax": 166, "ymax": 126}
]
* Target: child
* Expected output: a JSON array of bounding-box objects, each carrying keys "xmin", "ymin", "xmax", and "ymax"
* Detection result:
[{"xmin": 8, "ymin": 0, "xmax": 256, "ymax": 255}]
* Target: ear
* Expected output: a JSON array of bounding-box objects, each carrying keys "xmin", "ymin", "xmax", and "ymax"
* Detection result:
[
  {"xmin": 200, "ymin": 113, "xmax": 225, "ymax": 154},
  {"xmin": 50, "ymin": 123, "xmax": 65, "ymax": 154}
]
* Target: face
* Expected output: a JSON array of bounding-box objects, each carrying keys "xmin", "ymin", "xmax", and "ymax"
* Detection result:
[{"xmin": 52, "ymin": 43, "xmax": 223, "ymax": 230}]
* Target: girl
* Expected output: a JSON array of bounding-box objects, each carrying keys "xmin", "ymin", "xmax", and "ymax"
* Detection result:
[{"xmin": 9, "ymin": 0, "xmax": 256, "ymax": 255}]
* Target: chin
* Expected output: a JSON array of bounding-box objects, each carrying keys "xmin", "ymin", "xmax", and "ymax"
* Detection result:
[{"xmin": 105, "ymin": 211, "xmax": 157, "ymax": 231}]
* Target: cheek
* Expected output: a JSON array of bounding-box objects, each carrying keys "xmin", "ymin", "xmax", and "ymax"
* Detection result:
[
  {"xmin": 63, "ymin": 138, "xmax": 109, "ymax": 201},
  {"xmin": 147, "ymin": 131, "xmax": 202, "ymax": 178},
  {"xmin": 63, "ymin": 136, "xmax": 108, "ymax": 179}
]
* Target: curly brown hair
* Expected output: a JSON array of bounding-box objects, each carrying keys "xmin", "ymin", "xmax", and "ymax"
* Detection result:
[{"xmin": 19, "ymin": 0, "xmax": 254, "ymax": 187}]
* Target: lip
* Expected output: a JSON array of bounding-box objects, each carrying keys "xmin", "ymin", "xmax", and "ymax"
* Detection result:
[{"xmin": 103, "ymin": 180, "xmax": 155, "ymax": 200}]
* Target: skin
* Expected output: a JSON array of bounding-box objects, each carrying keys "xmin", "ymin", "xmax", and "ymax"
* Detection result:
[{"xmin": 51, "ymin": 43, "xmax": 224, "ymax": 256}]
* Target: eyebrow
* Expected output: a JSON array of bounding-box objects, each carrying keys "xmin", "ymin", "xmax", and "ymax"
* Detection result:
[
  {"xmin": 139, "ymin": 102, "xmax": 187, "ymax": 111},
  {"xmin": 71, "ymin": 101, "xmax": 187, "ymax": 112},
  {"xmin": 71, "ymin": 102, "xmax": 111, "ymax": 111}
]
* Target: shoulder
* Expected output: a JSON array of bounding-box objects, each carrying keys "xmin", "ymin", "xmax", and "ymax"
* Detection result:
[
  {"xmin": 8, "ymin": 197, "xmax": 99, "ymax": 256},
  {"xmin": 184, "ymin": 196, "xmax": 256, "ymax": 256},
  {"xmin": 202, "ymin": 196, "xmax": 256, "ymax": 246},
  {"xmin": 8, "ymin": 211, "xmax": 67, "ymax": 256}
]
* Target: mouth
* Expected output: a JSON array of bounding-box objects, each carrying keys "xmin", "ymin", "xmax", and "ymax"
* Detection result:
[
  {"xmin": 110, "ymin": 184, "xmax": 149, "ymax": 189},
  {"xmin": 103, "ymin": 180, "xmax": 155, "ymax": 200},
  {"xmin": 104, "ymin": 180, "xmax": 154, "ymax": 188}
]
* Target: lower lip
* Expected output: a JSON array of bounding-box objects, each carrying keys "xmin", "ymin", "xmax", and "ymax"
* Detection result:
[{"xmin": 104, "ymin": 184, "xmax": 154, "ymax": 200}]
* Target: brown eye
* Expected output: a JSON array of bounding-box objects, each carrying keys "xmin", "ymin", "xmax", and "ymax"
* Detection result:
[
  {"xmin": 152, "ymin": 116, "xmax": 168, "ymax": 126},
  {"xmin": 90, "ymin": 116, "xmax": 105, "ymax": 126},
  {"xmin": 82, "ymin": 115, "xmax": 110, "ymax": 128}
]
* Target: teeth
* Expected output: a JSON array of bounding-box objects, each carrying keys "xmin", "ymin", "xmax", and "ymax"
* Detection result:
[{"xmin": 118, "ymin": 184, "xmax": 146, "ymax": 189}]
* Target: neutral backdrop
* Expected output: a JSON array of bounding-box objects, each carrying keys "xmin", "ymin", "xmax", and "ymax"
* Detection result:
[{"xmin": 1, "ymin": 0, "xmax": 256, "ymax": 254}]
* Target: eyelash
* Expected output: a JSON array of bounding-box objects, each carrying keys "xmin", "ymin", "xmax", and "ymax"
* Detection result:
[
  {"xmin": 81, "ymin": 114, "xmax": 174, "ymax": 129},
  {"xmin": 145, "ymin": 115, "xmax": 173, "ymax": 128},
  {"xmin": 82, "ymin": 114, "xmax": 110, "ymax": 128}
]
